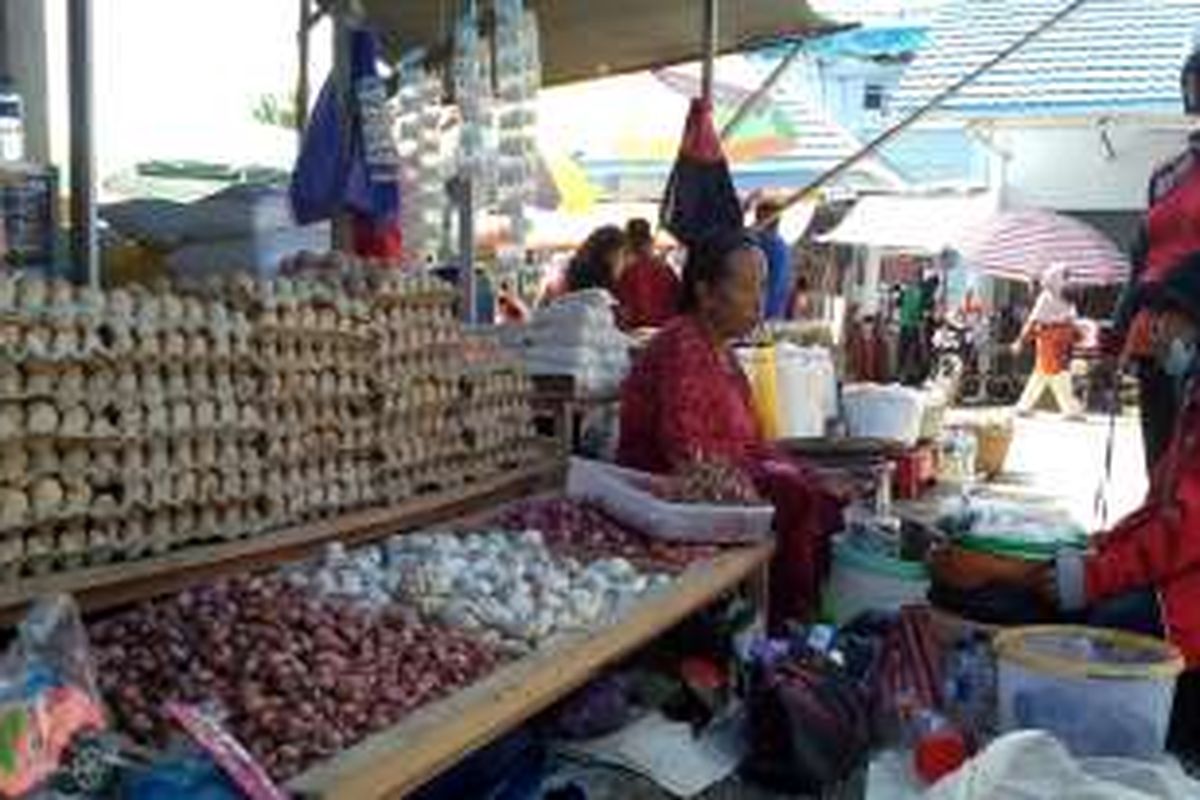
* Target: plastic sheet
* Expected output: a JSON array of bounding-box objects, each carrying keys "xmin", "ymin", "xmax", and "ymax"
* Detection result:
[{"xmin": 926, "ymin": 731, "xmax": 1200, "ymax": 800}]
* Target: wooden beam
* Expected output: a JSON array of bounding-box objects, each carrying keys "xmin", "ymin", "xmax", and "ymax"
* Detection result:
[
  {"xmin": 0, "ymin": 461, "xmax": 562, "ymax": 624},
  {"xmin": 289, "ymin": 541, "xmax": 773, "ymax": 799}
]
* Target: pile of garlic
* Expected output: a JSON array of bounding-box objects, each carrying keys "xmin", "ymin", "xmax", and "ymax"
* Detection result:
[
  {"xmin": 0, "ymin": 274, "xmax": 266, "ymax": 575},
  {"xmin": 287, "ymin": 529, "xmax": 672, "ymax": 652}
]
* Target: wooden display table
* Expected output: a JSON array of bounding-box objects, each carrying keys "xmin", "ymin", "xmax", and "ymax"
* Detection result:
[
  {"xmin": 289, "ymin": 541, "xmax": 773, "ymax": 799},
  {"xmin": 530, "ymin": 374, "xmax": 620, "ymax": 456}
]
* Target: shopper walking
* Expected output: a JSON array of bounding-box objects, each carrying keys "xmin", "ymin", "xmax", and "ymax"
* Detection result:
[{"xmin": 1013, "ymin": 266, "xmax": 1083, "ymax": 418}]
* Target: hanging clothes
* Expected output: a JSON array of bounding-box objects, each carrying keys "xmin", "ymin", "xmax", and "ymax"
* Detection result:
[
  {"xmin": 290, "ymin": 27, "xmax": 403, "ymax": 258},
  {"xmin": 659, "ymin": 99, "xmax": 743, "ymax": 247}
]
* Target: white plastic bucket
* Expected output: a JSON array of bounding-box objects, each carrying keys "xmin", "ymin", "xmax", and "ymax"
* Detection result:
[
  {"xmin": 824, "ymin": 534, "xmax": 929, "ymax": 623},
  {"xmin": 841, "ymin": 384, "xmax": 925, "ymax": 446},
  {"xmin": 994, "ymin": 625, "xmax": 1184, "ymax": 759}
]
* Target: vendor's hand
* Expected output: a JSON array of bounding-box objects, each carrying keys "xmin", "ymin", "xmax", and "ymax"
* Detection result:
[{"xmin": 1009, "ymin": 341, "xmax": 1023, "ymax": 356}]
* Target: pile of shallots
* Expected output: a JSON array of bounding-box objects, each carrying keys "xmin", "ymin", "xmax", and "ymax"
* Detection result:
[
  {"xmin": 492, "ymin": 498, "xmax": 722, "ymax": 572},
  {"xmin": 89, "ymin": 574, "xmax": 502, "ymax": 781}
]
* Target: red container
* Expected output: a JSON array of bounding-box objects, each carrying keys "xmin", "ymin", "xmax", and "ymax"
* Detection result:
[{"xmin": 892, "ymin": 444, "xmax": 938, "ymax": 500}]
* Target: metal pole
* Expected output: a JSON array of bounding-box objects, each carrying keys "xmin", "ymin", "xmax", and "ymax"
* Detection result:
[
  {"xmin": 701, "ymin": 0, "xmax": 718, "ymax": 103},
  {"xmin": 452, "ymin": 175, "xmax": 477, "ymax": 323},
  {"xmin": 67, "ymin": 0, "xmax": 97, "ymax": 286},
  {"xmin": 721, "ymin": 41, "xmax": 804, "ymax": 141},
  {"xmin": 297, "ymin": 0, "xmax": 312, "ymax": 146},
  {"xmin": 331, "ymin": 1, "xmax": 353, "ymax": 251},
  {"xmin": 760, "ymin": 0, "xmax": 1093, "ymax": 228}
]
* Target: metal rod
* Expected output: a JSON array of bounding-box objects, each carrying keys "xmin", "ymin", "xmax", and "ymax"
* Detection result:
[
  {"xmin": 67, "ymin": 0, "xmax": 97, "ymax": 286},
  {"xmin": 721, "ymin": 41, "xmax": 805, "ymax": 141},
  {"xmin": 331, "ymin": 1, "xmax": 353, "ymax": 251},
  {"xmin": 701, "ymin": 0, "xmax": 718, "ymax": 103},
  {"xmin": 760, "ymin": 0, "xmax": 1093, "ymax": 227},
  {"xmin": 297, "ymin": 0, "xmax": 312, "ymax": 146},
  {"xmin": 453, "ymin": 175, "xmax": 477, "ymax": 323}
]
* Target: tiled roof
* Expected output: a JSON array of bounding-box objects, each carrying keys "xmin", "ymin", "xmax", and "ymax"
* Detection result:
[
  {"xmin": 656, "ymin": 62, "xmax": 906, "ymax": 189},
  {"xmin": 739, "ymin": 61, "xmax": 907, "ymax": 188},
  {"xmin": 894, "ymin": 0, "xmax": 1200, "ymax": 118}
]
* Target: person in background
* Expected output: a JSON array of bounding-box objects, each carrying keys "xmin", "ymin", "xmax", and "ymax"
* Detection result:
[
  {"xmin": 614, "ymin": 218, "xmax": 680, "ymax": 330},
  {"xmin": 1109, "ymin": 48, "xmax": 1200, "ymax": 471},
  {"xmin": 932, "ymin": 257, "xmax": 1200, "ymax": 757},
  {"xmin": 1013, "ymin": 265, "xmax": 1083, "ymax": 418},
  {"xmin": 754, "ymin": 199, "xmax": 793, "ymax": 321},
  {"xmin": 619, "ymin": 228, "xmax": 848, "ymax": 627},
  {"xmin": 564, "ymin": 225, "xmax": 627, "ymax": 295},
  {"xmin": 896, "ymin": 278, "xmax": 926, "ymax": 386}
]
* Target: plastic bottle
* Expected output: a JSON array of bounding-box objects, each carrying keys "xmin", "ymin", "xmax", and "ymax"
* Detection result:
[{"xmin": 0, "ymin": 80, "xmax": 24, "ymax": 162}]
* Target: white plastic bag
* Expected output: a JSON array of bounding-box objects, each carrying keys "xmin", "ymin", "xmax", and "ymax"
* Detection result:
[
  {"xmin": 927, "ymin": 731, "xmax": 1200, "ymax": 800},
  {"xmin": 566, "ymin": 458, "xmax": 774, "ymax": 543}
]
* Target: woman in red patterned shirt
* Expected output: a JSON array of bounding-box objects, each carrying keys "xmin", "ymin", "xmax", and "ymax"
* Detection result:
[{"xmin": 618, "ymin": 229, "xmax": 845, "ymax": 626}]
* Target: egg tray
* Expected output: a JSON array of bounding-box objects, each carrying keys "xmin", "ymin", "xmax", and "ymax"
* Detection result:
[
  {"xmin": 0, "ymin": 502, "xmax": 280, "ymax": 575},
  {"xmin": 0, "ymin": 470, "xmax": 272, "ymax": 530}
]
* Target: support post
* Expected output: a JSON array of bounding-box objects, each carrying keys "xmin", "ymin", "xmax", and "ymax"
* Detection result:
[
  {"xmin": 297, "ymin": 0, "xmax": 312, "ymax": 147},
  {"xmin": 451, "ymin": 174, "xmax": 477, "ymax": 323},
  {"xmin": 331, "ymin": 1, "xmax": 353, "ymax": 251},
  {"xmin": 701, "ymin": 0, "xmax": 718, "ymax": 103},
  {"xmin": 67, "ymin": 0, "xmax": 97, "ymax": 286}
]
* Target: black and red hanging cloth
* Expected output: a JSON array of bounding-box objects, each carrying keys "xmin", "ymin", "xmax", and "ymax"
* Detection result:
[{"xmin": 659, "ymin": 98, "xmax": 743, "ymax": 247}]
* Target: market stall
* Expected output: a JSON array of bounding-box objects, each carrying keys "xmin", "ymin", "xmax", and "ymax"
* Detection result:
[{"xmin": 0, "ymin": 267, "xmax": 779, "ymax": 798}]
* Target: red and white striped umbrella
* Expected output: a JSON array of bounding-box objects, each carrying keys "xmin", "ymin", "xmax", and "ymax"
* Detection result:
[{"xmin": 955, "ymin": 209, "xmax": 1130, "ymax": 286}]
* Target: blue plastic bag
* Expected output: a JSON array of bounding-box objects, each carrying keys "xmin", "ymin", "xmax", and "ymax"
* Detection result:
[{"xmin": 290, "ymin": 27, "xmax": 400, "ymax": 226}]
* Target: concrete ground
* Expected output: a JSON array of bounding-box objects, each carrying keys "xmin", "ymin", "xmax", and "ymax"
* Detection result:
[{"xmin": 963, "ymin": 410, "xmax": 1148, "ymax": 533}]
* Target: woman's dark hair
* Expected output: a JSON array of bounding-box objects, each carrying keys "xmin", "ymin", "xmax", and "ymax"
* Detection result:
[
  {"xmin": 680, "ymin": 228, "xmax": 762, "ymax": 312},
  {"xmin": 626, "ymin": 218, "xmax": 654, "ymax": 250},
  {"xmin": 566, "ymin": 225, "xmax": 626, "ymax": 292}
]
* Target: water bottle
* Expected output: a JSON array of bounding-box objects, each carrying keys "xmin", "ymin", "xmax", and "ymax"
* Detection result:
[{"xmin": 0, "ymin": 81, "xmax": 24, "ymax": 162}]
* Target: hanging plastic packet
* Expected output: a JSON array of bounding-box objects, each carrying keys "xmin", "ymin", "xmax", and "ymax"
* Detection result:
[{"xmin": 0, "ymin": 595, "xmax": 108, "ymax": 798}]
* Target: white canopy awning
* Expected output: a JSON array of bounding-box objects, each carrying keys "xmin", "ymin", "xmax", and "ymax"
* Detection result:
[{"xmin": 818, "ymin": 192, "xmax": 998, "ymax": 254}]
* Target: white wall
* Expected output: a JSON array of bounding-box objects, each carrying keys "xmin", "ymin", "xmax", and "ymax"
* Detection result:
[{"xmin": 987, "ymin": 121, "xmax": 1194, "ymax": 213}]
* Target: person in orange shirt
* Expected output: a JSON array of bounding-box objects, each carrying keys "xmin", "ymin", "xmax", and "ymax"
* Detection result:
[{"xmin": 1013, "ymin": 265, "xmax": 1083, "ymax": 418}]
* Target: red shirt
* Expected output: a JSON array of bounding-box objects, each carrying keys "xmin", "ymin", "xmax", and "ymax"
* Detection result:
[
  {"xmin": 614, "ymin": 254, "xmax": 681, "ymax": 330},
  {"xmin": 618, "ymin": 316, "xmax": 760, "ymax": 473},
  {"xmin": 1086, "ymin": 379, "xmax": 1200, "ymax": 666},
  {"xmin": 617, "ymin": 316, "xmax": 845, "ymax": 624},
  {"xmin": 1144, "ymin": 149, "xmax": 1200, "ymax": 284}
]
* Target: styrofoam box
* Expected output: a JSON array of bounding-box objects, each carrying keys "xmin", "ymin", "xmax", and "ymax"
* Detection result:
[{"xmin": 566, "ymin": 458, "xmax": 774, "ymax": 544}]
